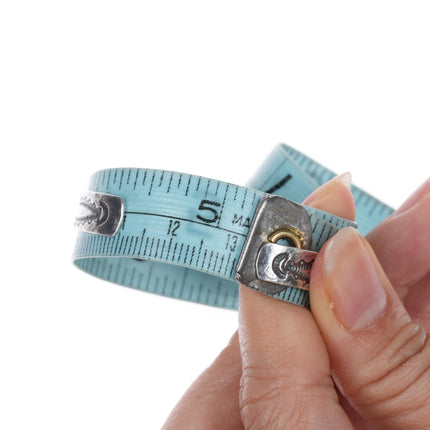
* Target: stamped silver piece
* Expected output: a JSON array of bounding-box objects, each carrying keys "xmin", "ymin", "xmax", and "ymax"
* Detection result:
[
  {"xmin": 235, "ymin": 195, "xmax": 314, "ymax": 295},
  {"xmin": 256, "ymin": 244, "xmax": 317, "ymax": 292},
  {"xmin": 75, "ymin": 191, "xmax": 124, "ymax": 237}
]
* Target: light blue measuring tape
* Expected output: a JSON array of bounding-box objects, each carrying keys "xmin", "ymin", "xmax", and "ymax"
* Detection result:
[{"xmin": 73, "ymin": 144, "xmax": 394, "ymax": 309}]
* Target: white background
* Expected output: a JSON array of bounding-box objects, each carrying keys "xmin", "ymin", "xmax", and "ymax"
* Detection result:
[{"xmin": 1, "ymin": 1, "xmax": 429, "ymax": 429}]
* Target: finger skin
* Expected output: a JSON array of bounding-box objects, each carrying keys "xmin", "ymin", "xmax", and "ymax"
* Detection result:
[
  {"xmin": 239, "ymin": 287, "xmax": 353, "ymax": 429},
  {"xmin": 162, "ymin": 332, "xmax": 244, "ymax": 430},
  {"xmin": 311, "ymin": 228, "xmax": 430, "ymax": 430},
  {"xmin": 367, "ymin": 192, "xmax": 430, "ymax": 296},
  {"xmin": 403, "ymin": 271, "xmax": 430, "ymax": 332},
  {"xmin": 302, "ymin": 172, "xmax": 354, "ymax": 218},
  {"xmin": 396, "ymin": 177, "xmax": 430, "ymax": 214},
  {"xmin": 238, "ymin": 175, "xmax": 355, "ymax": 429}
]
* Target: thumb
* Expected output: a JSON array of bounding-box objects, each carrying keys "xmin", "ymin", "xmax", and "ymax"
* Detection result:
[{"xmin": 311, "ymin": 227, "xmax": 430, "ymax": 429}]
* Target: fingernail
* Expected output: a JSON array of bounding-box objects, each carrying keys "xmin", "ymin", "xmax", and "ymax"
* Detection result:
[
  {"xmin": 303, "ymin": 172, "xmax": 351, "ymax": 205},
  {"xmin": 323, "ymin": 227, "xmax": 387, "ymax": 331},
  {"xmin": 337, "ymin": 172, "xmax": 352, "ymax": 189}
]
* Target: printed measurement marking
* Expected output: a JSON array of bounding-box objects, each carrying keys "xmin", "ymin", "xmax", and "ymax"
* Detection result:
[
  {"xmin": 167, "ymin": 172, "xmax": 174, "ymax": 193},
  {"xmin": 185, "ymin": 175, "xmax": 192, "ymax": 196},
  {"xmin": 133, "ymin": 170, "xmax": 139, "ymax": 190},
  {"xmin": 196, "ymin": 200, "xmax": 221, "ymax": 223},
  {"xmin": 124, "ymin": 211, "xmax": 247, "ymax": 237},
  {"xmin": 149, "ymin": 171, "xmax": 155, "ymax": 195},
  {"xmin": 265, "ymin": 174, "xmax": 293, "ymax": 194}
]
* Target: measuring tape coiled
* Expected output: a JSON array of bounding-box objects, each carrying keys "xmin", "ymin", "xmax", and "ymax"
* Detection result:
[{"xmin": 73, "ymin": 144, "xmax": 394, "ymax": 309}]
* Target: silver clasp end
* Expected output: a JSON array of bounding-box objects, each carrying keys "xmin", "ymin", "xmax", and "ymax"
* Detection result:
[
  {"xmin": 75, "ymin": 191, "xmax": 124, "ymax": 237},
  {"xmin": 235, "ymin": 195, "xmax": 316, "ymax": 295}
]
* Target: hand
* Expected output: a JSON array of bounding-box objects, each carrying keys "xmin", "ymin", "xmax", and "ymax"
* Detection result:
[{"xmin": 162, "ymin": 175, "xmax": 430, "ymax": 429}]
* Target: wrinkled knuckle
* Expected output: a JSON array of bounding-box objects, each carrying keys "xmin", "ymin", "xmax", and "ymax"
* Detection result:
[
  {"xmin": 238, "ymin": 364, "xmax": 334, "ymax": 429},
  {"xmin": 239, "ymin": 363, "xmax": 284, "ymax": 409},
  {"xmin": 349, "ymin": 320, "xmax": 430, "ymax": 420},
  {"xmin": 239, "ymin": 365, "xmax": 304, "ymax": 429}
]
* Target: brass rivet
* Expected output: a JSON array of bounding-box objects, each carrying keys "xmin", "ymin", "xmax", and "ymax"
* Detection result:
[{"xmin": 267, "ymin": 227, "xmax": 305, "ymax": 249}]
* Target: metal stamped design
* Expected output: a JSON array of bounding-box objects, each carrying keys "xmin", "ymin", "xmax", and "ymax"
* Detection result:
[
  {"xmin": 75, "ymin": 191, "xmax": 124, "ymax": 236},
  {"xmin": 256, "ymin": 243, "xmax": 317, "ymax": 293}
]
